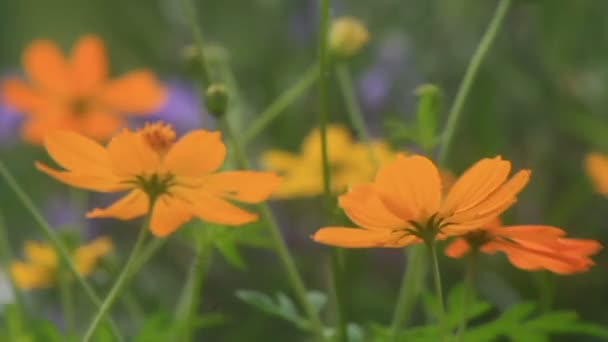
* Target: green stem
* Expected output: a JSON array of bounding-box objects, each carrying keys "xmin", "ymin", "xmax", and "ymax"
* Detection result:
[
  {"xmin": 388, "ymin": 245, "xmax": 426, "ymax": 340},
  {"xmin": 220, "ymin": 117, "xmax": 326, "ymax": 340},
  {"xmin": 437, "ymin": 0, "xmax": 512, "ymax": 167},
  {"xmin": 318, "ymin": 3, "xmax": 347, "ymax": 340},
  {"xmin": 179, "ymin": 0, "xmax": 212, "ymax": 83},
  {"xmin": 427, "ymin": 241, "xmax": 446, "ymax": 341},
  {"xmin": 336, "ymin": 64, "xmax": 378, "ymax": 167},
  {"xmin": 81, "ymin": 220, "xmax": 150, "ymax": 342},
  {"xmin": 133, "ymin": 238, "xmax": 167, "ymax": 273},
  {"xmin": 0, "ymin": 161, "xmax": 124, "ymax": 342},
  {"xmin": 243, "ymin": 65, "xmax": 319, "ymax": 144},
  {"xmin": 457, "ymin": 253, "xmax": 477, "ymax": 342},
  {"xmin": 0, "ymin": 211, "xmax": 27, "ymax": 320},
  {"xmin": 174, "ymin": 232, "xmax": 212, "ymax": 341},
  {"xmin": 58, "ymin": 269, "xmax": 76, "ymax": 339}
]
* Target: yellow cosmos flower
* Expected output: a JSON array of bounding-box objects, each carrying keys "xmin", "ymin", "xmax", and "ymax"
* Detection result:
[
  {"xmin": 313, "ymin": 155, "xmax": 531, "ymax": 248},
  {"xmin": 36, "ymin": 122, "xmax": 282, "ymax": 237},
  {"xmin": 585, "ymin": 152, "xmax": 608, "ymax": 196},
  {"xmin": 10, "ymin": 237, "xmax": 112, "ymax": 290},
  {"xmin": 262, "ymin": 125, "xmax": 394, "ymax": 198}
]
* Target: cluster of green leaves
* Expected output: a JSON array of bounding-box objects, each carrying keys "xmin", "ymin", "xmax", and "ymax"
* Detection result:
[{"xmin": 372, "ymin": 285, "xmax": 608, "ymax": 342}]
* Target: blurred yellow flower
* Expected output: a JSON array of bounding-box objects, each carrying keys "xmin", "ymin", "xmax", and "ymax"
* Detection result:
[
  {"xmin": 329, "ymin": 17, "xmax": 370, "ymax": 58},
  {"xmin": 585, "ymin": 152, "xmax": 608, "ymax": 196},
  {"xmin": 262, "ymin": 125, "xmax": 394, "ymax": 198},
  {"xmin": 10, "ymin": 237, "xmax": 112, "ymax": 290}
]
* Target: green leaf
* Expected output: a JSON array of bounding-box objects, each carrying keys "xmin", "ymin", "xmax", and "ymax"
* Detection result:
[
  {"xmin": 235, "ymin": 290, "xmax": 312, "ymax": 331},
  {"xmin": 306, "ymin": 291, "xmax": 328, "ymax": 315},
  {"xmin": 213, "ymin": 237, "xmax": 247, "ymax": 270}
]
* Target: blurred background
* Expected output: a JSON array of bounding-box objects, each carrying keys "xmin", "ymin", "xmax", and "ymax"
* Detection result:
[{"xmin": 1, "ymin": 0, "xmax": 607, "ymax": 340}]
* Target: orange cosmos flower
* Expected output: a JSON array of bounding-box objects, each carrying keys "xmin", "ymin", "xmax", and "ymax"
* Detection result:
[
  {"xmin": 445, "ymin": 219, "xmax": 601, "ymax": 274},
  {"xmin": 11, "ymin": 237, "xmax": 112, "ymax": 290},
  {"xmin": 585, "ymin": 152, "xmax": 608, "ymax": 196},
  {"xmin": 312, "ymin": 154, "xmax": 530, "ymax": 248},
  {"xmin": 35, "ymin": 122, "xmax": 281, "ymax": 237},
  {"xmin": 1, "ymin": 35, "xmax": 165, "ymax": 144}
]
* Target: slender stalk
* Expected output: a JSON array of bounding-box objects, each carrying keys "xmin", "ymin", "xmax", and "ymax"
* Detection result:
[
  {"xmin": 437, "ymin": 0, "xmax": 512, "ymax": 167},
  {"xmin": 58, "ymin": 269, "xmax": 76, "ymax": 339},
  {"xmin": 179, "ymin": 0, "xmax": 212, "ymax": 82},
  {"xmin": 220, "ymin": 117, "xmax": 326, "ymax": 339},
  {"xmin": 336, "ymin": 64, "xmax": 378, "ymax": 167},
  {"xmin": 243, "ymin": 65, "xmax": 319, "ymax": 144},
  {"xmin": 427, "ymin": 241, "xmax": 446, "ymax": 341},
  {"xmin": 81, "ymin": 221, "xmax": 150, "ymax": 342},
  {"xmin": 133, "ymin": 238, "xmax": 167, "ymax": 273},
  {"xmin": 174, "ymin": 232, "xmax": 212, "ymax": 341},
  {"xmin": 457, "ymin": 253, "xmax": 477, "ymax": 341},
  {"xmin": 0, "ymin": 161, "xmax": 124, "ymax": 341},
  {"xmin": 0, "ymin": 211, "xmax": 27, "ymax": 318},
  {"xmin": 388, "ymin": 245, "xmax": 426, "ymax": 340}
]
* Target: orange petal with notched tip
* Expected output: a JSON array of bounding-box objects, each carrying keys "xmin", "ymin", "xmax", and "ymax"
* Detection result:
[
  {"xmin": 35, "ymin": 162, "xmax": 126, "ymax": 192},
  {"xmin": 100, "ymin": 70, "xmax": 165, "ymax": 113},
  {"xmin": 441, "ymin": 156, "xmax": 511, "ymax": 215},
  {"xmin": 43, "ymin": 130, "xmax": 112, "ymax": 174},
  {"xmin": 374, "ymin": 154, "xmax": 441, "ymax": 222},
  {"xmin": 447, "ymin": 170, "xmax": 531, "ymax": 228},
  {"xmin": 189, "ymin": 191, "xmax": 258, "ymax": 226},
  {"xmin": 163, "ymin": 130, "xmax": 226, "ymax": 176},
  {"xmin": 338, "ymin": 184, "xmax": 406, "ymax": 231},
  {"xmin": 204, "ymin": 171, "xmax": 281, "ymax": 203},
  {"xmin": 107, "ymin": 129, "xmax": 160, "ymax": 177},
  {"xmin": 312, "ymin": 227, "xmax": 409, "ymax": 248},
  {"xmin": 87, "ymin": 189, "xmax": 149, "ymax": 220},
  {"xmin": 1, "ymin": 78, "xmax": 46, "ymax": 112},
  {"xmin": 23, "ymin": 40, "xmax": 71, "ymax": 95},
  {"xmin": 149, "ymin": 195, "xmax": 193, "ymax": 237},
  {"xmin": 71, "ymin": 35, "xmax": 108, "ymax": 95}
]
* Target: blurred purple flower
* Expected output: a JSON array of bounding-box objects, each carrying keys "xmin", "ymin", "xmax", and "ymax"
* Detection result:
[
  {"xmin": 131, "ymin": 80, "xmax": 213, "ymax": 134},
  {"xmin": 0, "ymin": 75, "xmax": 24, "ymax": 146}
]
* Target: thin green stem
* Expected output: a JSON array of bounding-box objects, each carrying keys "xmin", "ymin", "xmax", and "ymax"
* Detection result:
[
  {"xmin": 81, "ymin": 221, "xmax": 150, "ymax": 342},
  {"xmin": 58, "ymin": 269, "xmax": 76, "ymax": 339},
  {"xmin": 174, "ymin": 232, "xmax": 212, "ymax": 342},
  {"xmin": 133, "ymin": 238, "xmax": 167, "ymax": 273},
  {"xmin": 0, "ymin": 211, "xmax": 27, "ymax": 320},
  {"xmin": 457, "ymin": 253, "xmax": 477, "ymax": 342},
  {"xmin": 388, "ymin": 245, "xmax": 426, "ymax": 340},
  {"xmin": 427, "ymin": 241, "xmax": 446, "ymax": 341},
  {"xmin": 243, "ymin": 65, "xmax": 319, "ymax": 144},
  {"xmin": 336, "ymin": 64, "xmax": 378, "ymax": 167},
  {"xmin": 179, "ymin": 0, "xmax": 212, "ymax": 83},
  {"xmin": 318, "ymin": 0, "xmax": 332, "ymax": 201},
  {"xmin": 0, "ymin": 161, "xmax": 124, "ymax": 342},
  {"xmin": 220, "ymin": 117, "xmax": 326, "ymax": 340},
  {"xmin": 437, "ymin": 0, "xmax": 512, "ymax": 167}
]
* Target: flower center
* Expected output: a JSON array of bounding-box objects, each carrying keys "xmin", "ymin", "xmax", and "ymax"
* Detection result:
[
  {"xmin": 70, "ymin": 98, "xmax": 92, "ymax": 117},
  {"xmin": 138, "ymin": 122, "xmax": 176, "ymax": 155}
]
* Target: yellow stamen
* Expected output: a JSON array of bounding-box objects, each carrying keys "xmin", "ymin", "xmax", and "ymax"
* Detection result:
[{"xmin": 138, "ymin": 122, "xmax": 176, "ymax": 155}]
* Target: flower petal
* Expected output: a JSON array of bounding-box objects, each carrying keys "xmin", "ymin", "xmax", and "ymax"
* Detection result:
[
  {"xmin": 107, "ymin": 129, "xmax": 160, "ymax": 177},
  {"xmin": 24, "ymin": 241, "xmax": 57, "ymax": 267},
  {"xmin": 36, "ymin": 161, "xmax": 126, "ymax": 192},
  {"xmin": 10, "ymin": 262, "xmax": 55, "ymax": 290},
  {"xmin": 78, "ymin": 109, "xmax": 124, "ymax": 141},
  {"xmin": 262, "ymin": 150, "xmax": 301, "ymax": 173},
  {"xmin": 189, "ymin": 190, "xmax": 258, "ymax": 226},
  {"xmin": 149, "ymin": 195, "xmax": 193, "ymax": 237},
  {"xmin": 338, "ymin": 184, "xmax": 406, "ymax": 231},
  {"xmin": 87, "ymin": 189, "xmax": 149, "ymax": 220},
  {"xmin": 312, "ymin": 227, "xmax": 413, "ymax": 248},
  {"xmin": 1, "ymin": 78, "xmax": 46, "ymax": 112},
  {"xmin": 204, "ymin": 171, "xmax": 281, "ymax": 203},
  {"xmin": 71, "ymin": 35, "xmax": 108, "ymax": 95},
  {"xmin": 74, "ymin": 236, "xmax": 113, "ymax": 275},
  {"xmin": 43, "ymin": 130, "xmax": 112, "ymax": 174},
  {"xmin": 374, "ymin": 154, "xmax": 441, "ymax": 221},
  {"xmin": 23, "ymin": 39, "xmax": 71, "ymax": 95},
  {"xmin": 444, "ymin": 238, "xmax": 470, "ymax": 258},
  {"xmin": 163, "ymin": 130, "xmax": 226, "ymax": 176},
  {"xmin": 585, "ymin": 153, "xmax": 608, "ymax": 196},
  {"xmin": 100, "ymin": 70, "xmax": 166, "ymax": 114},
  {"xmin": 441, "ymin": 156, "xmax": 511, "ymax": 215}
]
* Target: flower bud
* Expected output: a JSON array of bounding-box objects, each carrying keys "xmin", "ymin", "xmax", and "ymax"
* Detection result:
[
  {"xmin": 205, "ymin": 84, "xmax": 229, "ymax": 117},
  {"xmin": 329, "ymin": 17, "xmax": 370, "ymax": 59}
]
